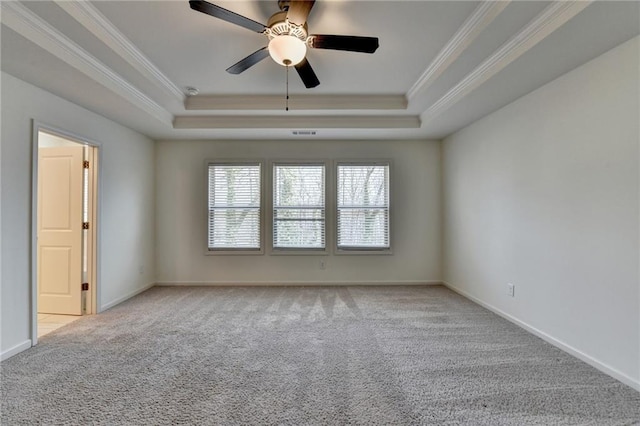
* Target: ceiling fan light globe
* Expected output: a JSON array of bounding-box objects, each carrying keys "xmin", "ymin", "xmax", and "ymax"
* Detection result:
[{"xmin": 268, "ymin": 35, "xmax": 307, "ymax": 66}]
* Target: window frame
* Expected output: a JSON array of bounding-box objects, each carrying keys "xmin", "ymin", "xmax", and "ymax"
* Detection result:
[
  {"xmin": 334, "ymin": 159, "xmax": 393, "ymax": 255},
  {"xmin": 269, "ymin": 160, "xmax": 330, "ymax": 255},
  {"xmin": 205, "ymin": 159, "xmax": 265, "ymax": 255}
]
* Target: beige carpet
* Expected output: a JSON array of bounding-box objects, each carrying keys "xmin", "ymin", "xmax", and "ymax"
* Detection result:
[{"xmin": 2, "ymin": 285, "xmax": 639, "ymax": 425}]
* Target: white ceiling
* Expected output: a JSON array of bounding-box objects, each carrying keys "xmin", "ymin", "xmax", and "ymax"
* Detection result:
[{"xmin": 1, "ymin": 1, "xmax": 638, "ymax": 141}]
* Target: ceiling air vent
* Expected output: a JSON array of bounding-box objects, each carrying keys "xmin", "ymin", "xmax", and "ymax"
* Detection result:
[{"xmin": 292, "ymin": 130, "xmax": 317, "ymax": 136}]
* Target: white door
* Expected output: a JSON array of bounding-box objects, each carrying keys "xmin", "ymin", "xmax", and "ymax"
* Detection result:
[{"xmin": 37, "ymin": 146, "xmax": 84, "ymax": 315}]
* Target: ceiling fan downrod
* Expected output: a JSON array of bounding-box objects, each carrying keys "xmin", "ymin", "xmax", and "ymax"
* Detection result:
[{"xmin": 277, "ymin": 0, "xmax": 291, "ymax": 12}]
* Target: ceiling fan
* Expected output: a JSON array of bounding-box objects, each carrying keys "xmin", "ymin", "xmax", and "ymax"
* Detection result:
[{"xmin": 189, "ymin": 0, "xmax": 380, "ymax": 88}]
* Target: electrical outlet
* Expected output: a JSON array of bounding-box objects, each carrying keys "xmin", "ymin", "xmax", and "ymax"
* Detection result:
[
  {"xmin": 320, "ymin": 260, "xmax": 326, "ymax": 270},
  {"xmin": 139, "ymin": 266, "xmax": 144, "ymax": 275},
  {"xmin": 507, "ymin": 283, "xmax": 515, "ymax": 297}
]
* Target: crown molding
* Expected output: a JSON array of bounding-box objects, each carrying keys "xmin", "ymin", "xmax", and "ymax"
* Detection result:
[
  {"xmin": 186, "ymin": 95, "xmax": 408, "ymax": 110},
  {"xmin": 407, "ymin": 0, "xmax": 510, "ymax": 100},
  {"xmin": 173, "ymin": 115, "xmax": 421, "ymax": 129},
  {"xmin": 423, "ymin": 0, "xmax": 592, "ymax": 122},
  {"xmin": 1, "ymin": 2, "xmax": 173, "ymax": 124},
  {"xmin": 55, "ymin": 1, "xmax": 185, "ymax": 101}
]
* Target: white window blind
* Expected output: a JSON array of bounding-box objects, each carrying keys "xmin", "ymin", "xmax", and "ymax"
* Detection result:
[
  {"xmin": 208, "ymin": 163, "xmax": 261, "ymax": 250},
  {"xmin": 273, "ymin": 164, "xmax": 325, "ymax": 249},
  {"xmin": 337, "ymin": 163, "xmax": 390, "ymax": 249}
]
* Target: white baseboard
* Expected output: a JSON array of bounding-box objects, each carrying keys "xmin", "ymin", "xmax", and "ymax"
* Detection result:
[
  {"xmin": 442, "ymin": 281, "xmax": 640, "ymax": 392},
  {"xmin": 1, "ymin": 340, "xmax": 32, "ymax": 361},
  {"xmin": 100, "ymin": 282, "xmax": 155, "ymax": 312},
  {"xmin": 155, "ymin": 280, "xmax": 443, "ymax": 287}
]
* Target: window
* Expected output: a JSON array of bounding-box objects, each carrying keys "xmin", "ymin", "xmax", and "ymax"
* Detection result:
[
  {"xmin": 337, "ymin": 162, "xmax": 390, "ymax": 250},
  {"xmin": 207, "ymin": 163, "xmax": 261, "ymax": 251},
  {"xmin": 273, "ymin": 163, "xmax": 325, "ymax": 250}
]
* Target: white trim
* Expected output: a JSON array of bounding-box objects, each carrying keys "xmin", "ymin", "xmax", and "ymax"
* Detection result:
[
  {"xmin": 87, "ymin": 146, "xmax": 100, "ymax": 316},
  {"xmin": 0, "ymin": 2, "xmax": 173, "ymax": 125},
  {"xmin": 173, "ymin": 115, "xmax": 421, "ymax": 129},
  {"xmin": 423, "ymin": 1, "xmax": 592, "ymax": 121},
  {"xmin": 442, "ymin": 281, "xmax": 640, "ymax": 392},
  {"xmin": 1, "ymin": 340, "xmax": 32, "ymax": 361},
  {"xmin": 155, "ymin": 281, "xmax": 442, "ymax": 287},
  {"xmin": 186, "ymin": 95, "xmax": 407, "ymax": 111},
  {"xmin": 55, "ymin": 1, "xmax": 184, "ymax": 101},
  {"xmin": 30, "ymin": 123, "xmax": 39, "ymax": 347},
  {"xmin": 100, "ymin": 282, "xmax": 155, "ymax": 312},
  {"xmin": 31, "ymin": 121, "xmax": 104, "ymax": 345},
  {"xmin": 407, "ymin": 0, "xmax": 510, "ymax": 100}
]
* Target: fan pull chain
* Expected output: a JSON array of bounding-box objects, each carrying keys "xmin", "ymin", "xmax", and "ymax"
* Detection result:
[
  {"xmin": 283, "ymin": 59, "xmax": 292, "ymax": 111},
  {"xmin": 285, "ymin": 62, "xmax": 290, "ymax": 111}
]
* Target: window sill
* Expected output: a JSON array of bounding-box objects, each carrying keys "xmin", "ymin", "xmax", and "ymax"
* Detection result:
[
  {"xmin": 334, "ymin": 248, "xmax": 393, "ymax": 256},
  {"xmin": 270, "ymin": 248, "xmax": 329, "ymax": 256},
  {"xmin": 205, "ymin": 249, "xmax": 264, "ymax": 256}
]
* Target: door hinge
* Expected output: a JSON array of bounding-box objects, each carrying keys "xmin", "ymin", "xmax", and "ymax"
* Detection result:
[
  {"xmin": 82, "ymin": 283, "xmax": 89, "ymax": 291},
  {"xmin": 83, "ymin": 222, "xmax": 90, "ymax": 230},
  {"xmin": 83, "ymin": 161, "xmax": 90, "ymax": 169}
]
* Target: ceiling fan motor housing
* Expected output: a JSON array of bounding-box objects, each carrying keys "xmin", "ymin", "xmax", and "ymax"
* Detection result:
[{"xmin": 266, "ymin": 11, "xmax": 308, "ymax": 41}]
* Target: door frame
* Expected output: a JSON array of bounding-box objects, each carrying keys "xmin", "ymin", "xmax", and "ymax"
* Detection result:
[{"xmin": 30, "ymin": 121, "xmax": 102, "ymax": 346}]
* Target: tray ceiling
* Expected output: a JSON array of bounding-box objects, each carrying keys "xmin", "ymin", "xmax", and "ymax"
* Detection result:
[{"xmin": 1, "ymin": 1, "xmax": 638, "ymax": 140}]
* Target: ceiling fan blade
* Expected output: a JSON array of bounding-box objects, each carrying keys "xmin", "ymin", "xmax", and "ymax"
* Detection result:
[
  {"xmin": 226, "ymin": 47, "xmax": 270, "ymax": 74},
  {"xmin": 294, "ymin": 58, "xmax": 320, "ymax": 88},
  {"xmin": 189, "ymin": 0, "xmax": 266, "ymax": 33},
  {"xmin": 286, "ymin": 0, "xmax": 315, "ymax": 26},
  {"xmin": 309, "ymin": 35, "xmax": 379, "ymax": 54}
]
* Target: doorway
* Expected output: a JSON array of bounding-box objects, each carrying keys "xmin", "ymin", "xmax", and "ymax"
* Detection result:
[{"xmin": 32, "ymin": 125, "xmax": 99, "ymax": 343}]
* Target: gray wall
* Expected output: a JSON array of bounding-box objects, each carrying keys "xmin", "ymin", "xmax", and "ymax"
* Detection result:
[
  {"xmin": 155, "ymin": 139, "xmax": 442, "ymax": 285},
  {"xmin": 1, "ymin": 72, "xmax": 156, "ymax": 358},
  {"xmin": 442, "ymin": 36, "xmax": 639, "ymax": 389}
]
